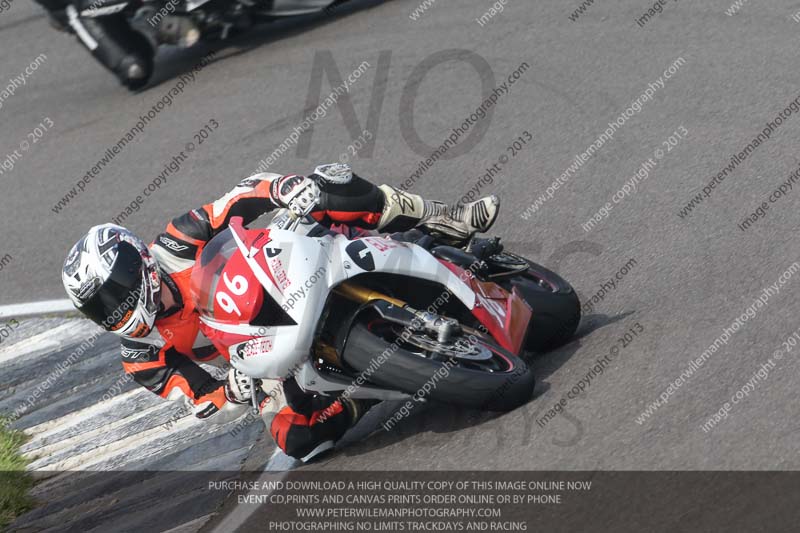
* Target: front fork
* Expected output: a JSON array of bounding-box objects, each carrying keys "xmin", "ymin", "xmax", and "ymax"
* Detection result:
[{"xmin": 333, "ymin": 282, "xmax": 462, "ymax": 343}]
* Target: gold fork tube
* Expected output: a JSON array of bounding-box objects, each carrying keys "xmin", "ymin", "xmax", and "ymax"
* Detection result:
[{"xmin": 333, "ymin": 281, "xmax": 407, "ymax": 308}]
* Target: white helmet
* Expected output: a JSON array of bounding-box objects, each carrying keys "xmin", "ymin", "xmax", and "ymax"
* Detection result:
[{"xmin": 62, "ymin": 224, "xmax": 161, "ymax": 338}]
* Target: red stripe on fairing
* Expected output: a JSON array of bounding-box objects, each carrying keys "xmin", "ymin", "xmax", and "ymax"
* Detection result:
[
  {"xmin": 437, "ymin": 259, "xmax": 476, "ymax": 294},
  {"xmin": 255, "ymin": 250, "xmax": 283, "ymax": 295},
  {"xmin": 505, "ymin": 289, "xmax": 532, "ymax": 354},
  {"xmin": 197, "ymin": 321, "xmax": 250, "ymax": 360},
  {"xmin": 437, "ymin": 259, "xmax": 525, "ymax": 354},
  {"xmin": 469, "ymin": 304, "xmax": 516, "ymax": 353},
  {"xmin": 229, "ymin": 220, "xmax": 283, "ymax": 295},
  {"xmin": 246, "ymin": 231, "xmax": 283, "ymax": 296}
]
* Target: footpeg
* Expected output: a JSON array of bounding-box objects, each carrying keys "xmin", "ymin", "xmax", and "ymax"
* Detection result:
[{"xmin": 468, "ymin": 237, "xmax": 504, "ymax": 260}]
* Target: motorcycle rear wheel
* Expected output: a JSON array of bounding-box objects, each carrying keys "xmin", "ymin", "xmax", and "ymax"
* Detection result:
[
  {"xmin": 494, "ymin": 254, "xmax": 581, "ymax": 353},
  {"xmin": 342, "ymin": 321, "xmax": 535, "ymax": 411}
]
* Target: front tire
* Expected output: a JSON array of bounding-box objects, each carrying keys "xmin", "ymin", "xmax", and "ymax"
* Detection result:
[{"xmin": 342, "ymin": 322, "xmax": 535, "ymax": 412}]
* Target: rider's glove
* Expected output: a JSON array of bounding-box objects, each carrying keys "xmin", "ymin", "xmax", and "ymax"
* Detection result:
[
  {"xmin": 193, "ymin": 378, "xmax": 252, "ymax": 424},
  {"xmin": 224, "ymin": 368, "xmax": 272, "ymax": 412},
  {"xmin": 224, "ymin": 368, "xmax": 259, "ymax": 404},
  {"xmin": 271, "ymin": 175, "xmax": 321, "ymax": 217}
]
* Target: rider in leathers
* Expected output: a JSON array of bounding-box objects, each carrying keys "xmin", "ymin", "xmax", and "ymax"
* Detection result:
[
  {"xmin": 34, "ymin": 0, "xmax": 153, "ymax": 89},
  {"xmin": 61, "ymin": 164, "xmax": 499, "ymax": 460}
]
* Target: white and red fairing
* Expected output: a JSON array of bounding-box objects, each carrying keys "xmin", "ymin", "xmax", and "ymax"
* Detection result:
[{"xmin": 191, "ymin": 215, "xmax": 532, "ymax": 380}]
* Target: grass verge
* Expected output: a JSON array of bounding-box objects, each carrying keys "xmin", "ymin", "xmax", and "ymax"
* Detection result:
[{"xmin": 0, "ymin": 417, "xmax": 34, "ymax": 530}]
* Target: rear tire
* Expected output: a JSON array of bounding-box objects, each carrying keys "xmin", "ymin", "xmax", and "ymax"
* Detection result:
[
  {"xmin": 501, "ymin": 256, "xmax": 581, "ymax": 353},
  {"xmin": 342, "ymin": 322, "xmax": 535, "ymax": 411}
]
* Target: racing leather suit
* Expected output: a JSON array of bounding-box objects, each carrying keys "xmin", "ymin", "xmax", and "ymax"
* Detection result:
[
  {"xmin": 119, "ymin": 171, "xmax": 423, "ymax": 459},
  {"xmin": 35, "ymin": 0, "xmax": 153, "ymax": 89}
]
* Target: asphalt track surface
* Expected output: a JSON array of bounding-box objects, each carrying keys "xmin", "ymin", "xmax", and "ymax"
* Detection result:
[{"xmin": 2, "ymin": 0, "xmax": 800, "ymax": 487}]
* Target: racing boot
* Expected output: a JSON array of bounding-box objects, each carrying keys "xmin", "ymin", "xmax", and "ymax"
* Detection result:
[
  {"xmin": 421, "ymin": 196, "xmax": 501, "ymax": 245},
  {"xmin": 377, "ymin": 185, "xmax": 500, "ymax": 246},
  {"xmin": 271, "ymin": 377, "xmax": 379, "ymax": 462},
  {"xmin": 296, "ymin": 398, "xmax": 378, "ymax": 462}
]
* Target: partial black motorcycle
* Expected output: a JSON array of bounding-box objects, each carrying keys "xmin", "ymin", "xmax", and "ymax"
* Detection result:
[{"xmin": 36, "ymin": 0, "xmax": 348, "ymax": 90}]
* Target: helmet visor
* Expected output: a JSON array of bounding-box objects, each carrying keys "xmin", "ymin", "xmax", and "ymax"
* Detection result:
[{"xmin": 79, "ymin": 242, "xmax": 144, "ymax": 331}]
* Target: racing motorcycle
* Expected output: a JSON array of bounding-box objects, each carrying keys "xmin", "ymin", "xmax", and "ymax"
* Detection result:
[
  {"xmin": 54, "ymin": 0, "xmax": 348, "ymax": 89},
  {"xmin": 190, "ymin": 210, "xmax": 581, "ymax": 412}
]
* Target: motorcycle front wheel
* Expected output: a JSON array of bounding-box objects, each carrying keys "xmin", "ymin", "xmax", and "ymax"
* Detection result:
[{"xmin": 342, "ymin": 321, "xmax": 535, "ymax": 411}]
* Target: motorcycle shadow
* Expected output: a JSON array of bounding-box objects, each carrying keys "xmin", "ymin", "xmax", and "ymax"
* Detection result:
[
  {"xmin": 144, "ymin": 0, "xmax": 391, "ymax": 90},
  {"xmin": 315, "ymin": 311, "xmax": 633, "ymax": 462},
  {"xmin": 528, "ymin": 310, "xmax": 634, "ymax": 382}
]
